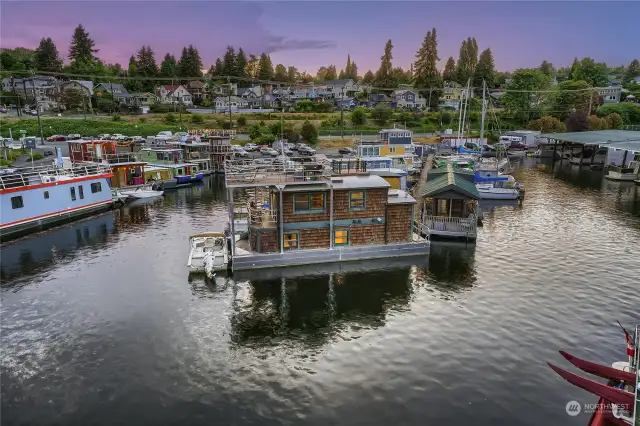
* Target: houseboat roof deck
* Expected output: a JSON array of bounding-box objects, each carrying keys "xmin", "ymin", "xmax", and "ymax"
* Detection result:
[
  {"xmin": 224, "ymin": 158, "xmax": 333, "ymax": 188},
  {"xmin": 330, "ymin": 174, "xmax": 390, "ymax": 190},
  {"xmin": 540, "ymin": 130, "xmax": 640, "ymax": 148},
  {"xmin": 387, "ymin": 189, "xmax": 416, "ymax": 204},
  {"xmin": 151, "ymin": 162, "xmax": 199, "ymax": 169},
  {"xmin": 0, "ymin": 163, "xmax": 112, "ymax": 190}
]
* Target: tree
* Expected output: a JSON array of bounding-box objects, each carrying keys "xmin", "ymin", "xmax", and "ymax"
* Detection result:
[
  {"xmin": 605, "ymin": 112, "xmax": 623, "ymax": 129},
  {"xmin": 473, "ymin": 48, "xmax": 495, "ymax": 90},
  {"xmin": 160, "ymin": 53, "xmax": 177, "ymax": 77},
  {"xmin": 324, "ymin": 65, "xmax": 338, "ymax": 80},
  {"xmin": 235, "ymin": 48, "xmax": 247, "ymax": 79},
  {"xmin": 362, "ymin": 70, "xmax": 375, "ymax": 84},
  {"xmin": 34, "ymin": 38, "xmax": 62, "ymax": 72},
  {"xmin": 247, "ymin": 54, "xmax": 259, "ymax": 78},
  {"xmin": 351, "ymin": 106, "xmax": 367, "ymax": 126},
  {"xmin": 374, "ymin": 39, "xmax": 394, "ymax": 87},
  {"xmin": 572, "ymin": 58, "xmax": 607, "ymax": 87},
  {"xmin": 526, "ymin": 116, "xmax": 566, "ymax": 133},
  {"xmin": 414, "ymin": 28, "xmax": 441, "ymax": 89},
  {"xmin": 274, "ymin": 64, "xmax": 288, "ymax": 81},
  {"xmin": 539, "ymin": 60, "xmax": 554, "ymax": 76},
  {"xmin": 391, "ymin": 67, "xmax": 410, "ymax": 86},
  {"xmin": 222, "ymin": 46, "xmax": 236, "ymax": 76},
  {"xmin": 300, "ymin": 120, "xmax": 318, "ymax": 144},
  {"xmin": 552, "ymin": 80, "xmax": 596, "ymax": 119},
  {"xmin": 623, "ymin": 59, "xmax": 640, "ymax": 84},
  {"xmin": 443, "ymin": 57, "xmax": 456, "ymax": 82},
  {"xmin": 501, "ymin": 68, "xmax": 551, "ymax": 123},
  {"xmin": 60, "ymin": 87, "xmax": 86, "ymax": 110},
  {"xmin": 569, "ymin": 58, "xmax": 580, "ymax": 80},
  {"xmin": 126, "ymin": 56, "xmax": 143, "ymax": 92},
  {"xmin": 564, "ymin": 111, "xmax": 589, "ymax": 132},
  {"xmin": 587, "ymin": 115, "xmax": 608, "ymax": 130},
  {"xmin": 136, "ymin": 45, "xmax": 158, "ymax": 78},
  {"xmin": 177, "ymin": 45, "xmax": 203, "ymax": 78},
  {"xmin": 287, "ymin": 66, "xmax": 297, "ymax": 82},
  {"xmin": 257, "ymin": 53, "xmax": 273, "ymax": 80},
  {"xmin": 68, "ymin": 24, "xmax": 98, "ymax": 63},
  {"xmin": 370, "ymin": 104, "xmax": 393, "ymax": 125},
  {"xmin": 213, "ymin": 58, "xmax": 224, "ymax": 77},
  {"xmin": 342, "ymin": 54, "xmax": 358, "ymax": 80},
  {"xmin": 456, "ymin": 38, "xmax": 478, "ymax": 84}
]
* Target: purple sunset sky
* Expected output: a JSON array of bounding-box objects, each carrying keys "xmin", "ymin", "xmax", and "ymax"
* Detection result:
[{"xmin": 1, "ymin": 1, "xmax": 638, "ymax": 74}]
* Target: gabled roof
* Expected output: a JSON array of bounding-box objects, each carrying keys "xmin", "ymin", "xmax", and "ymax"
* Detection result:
[
  {"xmin": 95, "ymin": 83, "xmax": 127, "ymax": 93},
  {"xmin": 317, "ymin": 79, "xmax": 354, "ymax": 87},
  {"xmin": 162, "ymin": 85, "xmax": 179, "ymax": 91},
  {"xmin": 421, "ymin": 168, "xmax": 479, "ymax": 199}
]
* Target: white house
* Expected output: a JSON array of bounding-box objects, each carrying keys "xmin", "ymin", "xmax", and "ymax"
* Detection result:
[
  {"xmin": 391, "ymin": 89, "xmax": 427, "ymax": 109},
  {"xmin": 155, "ymin": 85, "xmax": 193, "ymax": 106},
  {"xmin": 214, "ymin": 96, "xmax": 249, "ymax": 111},
  {"xmin": 314, "ymin": 79, "xmax": 362, "ymax": 99},
  {"xmin": 237, "ymin": 86, "xmax": 263, "ymax": 107},
  {"xmin": 599, "ymin": 86, "xmax": 621, "ymax": 104}
]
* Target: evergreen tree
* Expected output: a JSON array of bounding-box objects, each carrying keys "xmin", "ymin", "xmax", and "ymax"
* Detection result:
[
  {"xmin": 126, "ymin": 55, "xmax": 143, "ymax": 92},
  {"xmin": 222, "ymin": 46, "xmax": 236, "ymax": 76},
  {"xmin": 623, "ymin": 59, "xmax": 640, "ymax": 83},
  {"xmin": 160, "ymin": 53, "xmax": 177, "ymax": 77},
  {"xmin": 177, "ymin": 45, "xmax": 203, "ymax": 78},
  {"xmin": 325, "ymin": 65, "xmax": 337, "ymax": 80},
  {"xmin": 341, "ymin": 54, "xmax": 358, "ymax": 80},
  {"xmin": 235, "ymin": 48, "xmax": 248, "ymax": 78},
  {"xmin": 413, "ymin": 28, "xmax": 440, "ymax": 88},
  {"xmin": 569, "ymin": 58, "xmax": 580, "ymax": 80},
  {"xmin": 274, "ymin": 64, "xmax": 288, "ymax": 81},
  {"xmin": 539, "ymin": 60, "xmax": 554, "ymax": 76},
  {"xmin": 362, "ymin": 70, "xmax": 375, "ymax": 84},
  {"xmin": 136, "ymin": 45, "xmax": 158, "ymax": 77},
  {"xmin": 455, "ymin": 40, "xmax": 469, "ymax": 83},
  {"xmin": 287, "ymin": 66, "xmax": 298, "ymax": 82},
  {"xmin": 473, "ymin": 48, "xmax": 495, "ymax": 89},
  {"xmin": 257, "ymin": 53, "xmax": 273, "ymax": 80},
  {"xmin": 68, "ymin": 24, "xmax": 98, "ymax": 63},
  {"xmin": 443, "ymin": 57, "xmax": 456, "ymax": 82},
  {"xmin": 468, "ymin": 37, "xmax": 478, "ymax": 73},
  {"xmin": 374, "ymin": 39, "xmax": 394, "ymax": 87},
  {"xmin": 214, "ymin": 58, "xmax": 224, "ymax": 77},
  {"xmin": 34, "ymin": 37, "xmax": 62, "ymax": 72}
]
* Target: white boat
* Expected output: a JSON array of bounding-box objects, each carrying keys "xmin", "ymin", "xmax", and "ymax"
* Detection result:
[
  {"xmin": 118, "ymin": 184, "xmax": 164, "ymax": 199},
  {"xmin": 605, "ymin": 162, "xmax": 639, "ymax": 182},
  {"xmin": 187, "ymin": 232, "xmax": 229, "ymax": 279},
  {"xmin": 475, "ymin": 183, "xmax": 520, "ymax": 200},
  {"xmin": 507, "ymin": 149, "xmax": 527, "ymax": 157}
]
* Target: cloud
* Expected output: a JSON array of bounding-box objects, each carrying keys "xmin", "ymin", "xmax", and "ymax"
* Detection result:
[{"xmin": 264, "ymin": 35, "xmax": 336, "ymax": 53}]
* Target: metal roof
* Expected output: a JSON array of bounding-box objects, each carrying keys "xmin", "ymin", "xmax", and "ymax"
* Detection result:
[
  {"xmin": 539, "ymin": 130, "xmax": 640, "ymax": 145},
  {"xmin": 605, "ymin": 141, "xmax": 640, "ymax": 153},
  {"xmin": 331, "ymin": 174, "xmax": 391, "ymax": 190},
  {"xmin": 387, "ymin": 189, "xmax": 416, "ymax": 204},
  {"xmin": 421, "ymin": 170, "xmax": 480, "ymax": 199}
]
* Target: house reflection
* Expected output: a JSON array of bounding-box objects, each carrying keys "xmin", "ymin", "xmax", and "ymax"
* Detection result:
[{"xmin": 414, "ymin": 242, "xmax": 477, "ymax": 291}]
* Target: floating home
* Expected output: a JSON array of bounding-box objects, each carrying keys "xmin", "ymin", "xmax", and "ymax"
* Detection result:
[
  {"xmin": 225, "ymin": 159, "xmax": 429, "ymax": 271},
  {"xmin": 201, "ymin": 135, "xmax": 234, "ymax": 174},
  {"xmin": 419, "ymin": 165, "xmax": 480, "ymax": 241},
  {"xmin": 330, "ymin": 159, "xmax": 409, "ymax": 190},
  {"xmin": 354, "ymin": 128, "xmax": 423, "ymax": 173},
  {"xmin": 0, "ymin": 163, "xmax": 114, "ymax": 241},
  {"xmin": 68, "ymin": 140, "xmax": 146, "ymax": 188},
  {"xmin": 137, "ymin": 148, "xmax": 204, "ymax": 188},
  {"xmin": 166, "ymin": 140, "xmax": 213, "ymax": 175}
]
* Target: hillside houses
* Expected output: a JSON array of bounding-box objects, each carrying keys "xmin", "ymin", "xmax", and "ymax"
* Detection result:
[{"xmin": 155, "ymin": 85, "xmax": 194, "ymax": 106}]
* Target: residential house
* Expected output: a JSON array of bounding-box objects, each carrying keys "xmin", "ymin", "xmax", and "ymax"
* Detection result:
[
  {"xmin": 336, "ymin": 98, "xmax": 357, "ymax": 109},
  {"xmin": 59, "ymin": 80, "xmax": 94, "ymax": 97},
  {"xmin": 155, "ymin": 85, "xmax": 194, "ymax": 106},
  {"xmin": 214, "ymin": 96, "xmax": 249, "ymax": 111},
  {"xmin": 237, "ymin": 86, "xmax": 263, "ymax": 108},
  {"xmin": 315, "ymin": 79, "xmax": 361, "ymax": 99},
  {"xmin": 2, "ymin": 76, "xmax": 59, "ymax": 110},
  {"xmin": 210, "ymin": 82, "xmax": 238, "ymax": 96},
  {"xmin": 599, "ymin": 86, "xmax": 621, "ymax": 104},
  {"xmin": 364, "ymin": 93, "xmax": 391, "ymax": 107},
  {"xmin": 94, "ymin": 83, "xmax": 139, "ymax": 106},
  {"xmin": 391, "ymin": 89, "xmax": 427, "ymax": 110},
  {"xmin": 439, "ymin": 81, "xmax": 474, "ymax": 110},
  {"xmin": 186, "ymin": 81, "xmax": 207, "ymax": 103}
]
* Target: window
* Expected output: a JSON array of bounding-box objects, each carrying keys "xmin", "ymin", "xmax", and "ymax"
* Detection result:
[
  {"xmin": 70, "ymin": 187, "xmax": 76, "ymax": 201},
  {"xmin": 283, "ymin": 232, "xmax": 298, "ymax": 249},
  {"xmin": 91, "ymin": 182, "xmax": 102, "ymax": 193},
  {"xmin": 334, "ymin": 229, "xmax": 349, "ymax": 246},
  {"xmin": 349, "ymin": 191, "xmax": 366, "ymax": 210},
  {"xmin": 11, "ymin": 196, "xmax": 24, "ymax": 209},
  {"xmin": 79, "ymin": 185, "xmax": 84, "ymax": 199},
  {"xmin": 44, "ymin": 191, "xmax": 50, "ymax": 199},
  {"xmin": 389, "ymin": 147, "xmax": 396, "ymax": 153},
  {"xmin": 293, "ymin": 193, "xmax": 325, "ymax": 213}
]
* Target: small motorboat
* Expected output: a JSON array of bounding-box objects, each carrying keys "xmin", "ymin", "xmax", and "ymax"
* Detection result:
[
  {"xmin": 187, "ymin": 232, "xmax": 229, "ymax": 280},
  {"xmin": 119, "ymin": 184, "xmax": 164, "ymax": 199}
]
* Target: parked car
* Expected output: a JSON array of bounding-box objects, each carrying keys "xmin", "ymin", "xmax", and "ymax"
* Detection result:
[
  {"xmin": 298, "ymin": 146, "xmax": 316, "ymax": 156},
  {"xmin": 233, "ymin": 146, "xmax": 249, "ymax": 157},
  {"xmin": 46, "ymin": 135, "xmax": 66, "ymax": 142},
  {"xmin": 292, "ymin": 143, "xmax": 308, "ymax": 151},
  {"xmin": 338, "ymin": 147, "xmax": 355, "ymax": 155},
  {"xmin": 111, "ymin": 134, "xmax": 127, "ymax": 141},
  {"xmin": 261, "ymin": 147, "xmax": 278, "ymax": 157},
  {"xmin": 243, "ymin": 143, "xmax": 258, "ymax": 152},
  {"xmin": 97, "ymin": 134, "xmax": 111, "ymax": 140},
  {"xmin": 0, "ymin": 107, "xmax": 7, "ymax": 113},
  {"xmin": 43, "ymin": 150, "xmax": 54, "ymax": 156},
  {"xmin": 29, "ymin": 110, "xmax": 38, "ymax": 116}
]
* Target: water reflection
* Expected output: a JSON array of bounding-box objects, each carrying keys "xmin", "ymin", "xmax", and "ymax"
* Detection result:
[{"xmin": 420, "ymin": 242, "xmax": 477, "ymax": 289}]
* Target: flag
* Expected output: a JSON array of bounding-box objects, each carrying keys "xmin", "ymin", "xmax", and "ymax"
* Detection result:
[{"xmin": 617, "ymin": 321, "xmax": 636, "ymax": 357}]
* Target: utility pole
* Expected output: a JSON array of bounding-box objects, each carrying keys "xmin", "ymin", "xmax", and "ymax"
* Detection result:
[
  {"xmin": 227, "ymin": 76, "xmax": 232, "ymax": 129},
  {"xmin": 30, "ymin": 70, "xmax": 44, "ymax": 144},
  {"xmin": 10, "ymin": 75, "xmax": 21, "ymax": 116},
  {"xmin": 340, "ymin": 87, "xmax": 344, "ymax": 139},
  {"xmin": 480, "ymin": 80, "xmax": 486, "ymax": 142},
  {"xmin": 587, "ymin": 87, "xmax": 594, "ymax": 116},
  {"xmin": 108, "ymin": 80, "xmax": 116, "ymax": 114}
]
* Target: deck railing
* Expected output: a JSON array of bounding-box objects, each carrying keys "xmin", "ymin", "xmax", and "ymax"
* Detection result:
[
  {"xmin": 224, "ymin": 159, "xmax": 332, "ymax": 187},
  {"xmin": 0, "ymin": 163, "xmax": 112, "ymax": 189},
  {"xmin": 423, "ymin": 215, "xmax": 477, "ymax": 235}
]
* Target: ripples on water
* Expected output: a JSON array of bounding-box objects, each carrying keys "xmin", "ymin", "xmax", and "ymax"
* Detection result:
[{"xmin": 1, "ymin": 161, "xmax": 639, "ymax": 426}]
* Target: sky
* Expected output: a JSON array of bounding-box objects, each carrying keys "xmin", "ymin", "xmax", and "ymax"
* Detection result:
[{"xmin": 1, "ymin": 1, "xmax": 638, "ymax": 75}]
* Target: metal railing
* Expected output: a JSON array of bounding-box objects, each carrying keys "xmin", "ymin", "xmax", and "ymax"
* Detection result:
[
  {"xmin": 0, "ymin": 163, "xmax": 112, "ymax": 189},
  {"xmin": 633, "ymin": 324, "xmax": 639, "ymax": 426},
  {"xmin": 422, "ymin": 215, "xmax": 477, "ymax": 234},
  {"xmin": 224, "ymin": 159, "xmax": 332, "ymax": 186},
  {"xmin": 80, "ymin": 152, "xmax": 140, "ymax": 164}
]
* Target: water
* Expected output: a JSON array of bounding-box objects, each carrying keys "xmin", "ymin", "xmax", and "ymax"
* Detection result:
[{"xmin": 2, "ymin": 161, "xmax": 639, "ymax": 426}]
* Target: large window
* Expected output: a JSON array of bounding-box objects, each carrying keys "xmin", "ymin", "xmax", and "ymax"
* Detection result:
[
  {"xmin": 91, "ymin": 182, "xmax": 102, "ymax": 193},
  {"xmin": 293, "ymin": 193, "xmax": 325, "ymax": 213},
  {"xmin": 78, "ymin": 185, "xmax": 84, "ymax": 200},
  {"xmin": 349, "ymin": 191, "xmax": 366, "ymax": 210},
  {"xmin": 11, "ymin": 196, "xmax": 24, "ymax": 209},
  {"xmin": 70, "ymin": 187, "xmax": 76, "ymax": 201},
  {"xmin": 334, "ymin": 229, "xmax": 349, "ymax": 246},
  {"xmin": 361, "ymin": 146, "xmax": 379, "ymax": 157},
  {"xmin": 283, "ymin": 232, "xmax": 299, "ymax": 249}
]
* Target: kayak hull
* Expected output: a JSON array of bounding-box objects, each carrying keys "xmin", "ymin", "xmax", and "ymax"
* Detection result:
[{"xmin": 560, "ymin": 351, "xmax": 636, "ymax": 383}]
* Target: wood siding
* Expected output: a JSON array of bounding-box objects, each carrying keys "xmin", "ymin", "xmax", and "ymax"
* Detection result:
[
  {"xmin": 349, "ymin": 224, "xmax": 386, "ymax": 246},
  {"xmin": 282, "ymin": 192, "xmax": 330, "ymax": 223},
  {"xmin": 298, "ymin": 228, "xmax": 330, "ymax": 250},
  {"xmin": 250, "ymin": 228, "xmax": 279, "ymax": 253},
  {"xmin": 333, "ymin": 188, "xmax": 387, "ymax": 220},
  {"xmin": 386, "ymin": 204, "xmax": 413, "ymax": 243}
]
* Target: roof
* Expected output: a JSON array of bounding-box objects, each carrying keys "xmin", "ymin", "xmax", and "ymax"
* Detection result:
[
  {"xmin": 63, "ymin": 80, "xmax": 94, "ymax": 95},
  {"xmin": 162, "ymin": 85, "xmax": 179, "ymax": 91},
  {"xmin": 96, "ymin": 83, "xmax": 127, "ymax": 93},
  {"xmin": 421, "ymin": 169, "xmax": 480, "ymax": 199},
  {"xmin": 282, "ymin": 183, "xmax": 329, "ymax": 193},
  {"xmin": 387, "ymin": 189, "xmax": 416, "ymax": 205},
  {"xmin": 539, "ymin": 130, "xmax": 640, "ymax": 145},
  {"xmin": 214, "ymin": 96, "xmax": 246, "ymax": 103},
  {"xmin": 317, "ymin": 79, "xmax": 354, "ymax": 87},
  {"xmin": 367, "ymin": 168, "xmax": 408, "ymax": 177},
  {"xmin": 331, "ymin": 174, "xmax": 391, "ymax": 190}
]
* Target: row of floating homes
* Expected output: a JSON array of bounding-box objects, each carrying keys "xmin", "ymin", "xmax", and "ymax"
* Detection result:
[
  {"xmin": 221, "ymin": 157, "xmax": 430, "ymax": 272},
  {"xmin": 537, "ymin": 130, "xmax": 640, "ymax": 183}
]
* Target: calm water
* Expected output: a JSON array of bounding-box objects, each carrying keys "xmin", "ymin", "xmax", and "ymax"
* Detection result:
[{"xmin": 2, "ymin": 160, "xmax": 639, "ymax": 426}]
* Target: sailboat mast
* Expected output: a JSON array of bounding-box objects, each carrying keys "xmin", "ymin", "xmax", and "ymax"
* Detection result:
[
  {"xmin": 460, "ymin": 79, "xmax": 471, "ymax": 143},
  {"xmin": 480, "ymin": 79, "xmax": 486, "ymax": 142}
]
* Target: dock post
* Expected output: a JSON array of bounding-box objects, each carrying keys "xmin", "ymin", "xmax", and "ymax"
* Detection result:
[
  {"xmin": 329, "ymin": 184, "xmax": 334, "ymax": 249},
  {"xmin": 228, "ymin": 188, "xmax": 236, "ymax": 257},
  {"xmin": 277, "ymin": 185, "xmax": 284, "ymax": 254},
  {"xmin": 621, "ymin": 150, "xmax": 628, "ymax": 168}
]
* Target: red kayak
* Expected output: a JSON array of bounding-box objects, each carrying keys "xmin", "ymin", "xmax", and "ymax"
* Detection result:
[
  {"xmin": 588, "ymin": 397, "xmax": 630, "ymax": 426},
  {"xmin": 548, "ymin": 363, "xmax": 634, "ymax": 410},
  {"xmin": 560, "ymin": 351, "xmax": 636, "ymax": 383}
]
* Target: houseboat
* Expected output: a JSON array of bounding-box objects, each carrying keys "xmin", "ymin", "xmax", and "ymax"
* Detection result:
[
  {"xmin": 201, "ymin": 134, "xmax": 234, "ymax": 174},
  {"xmin": 166, "ymin": 139, "xmax": 214, "ymax": 175},
  {"xmin": 354, "ymin": 128, "xmax": 423, "ymax": 174},
  {"xmin": 0, "ymin": 162, "xmax": 114, "ymax": 241},
  {"xmin": 222, "ymin": 158, "xmax": 430, "ymax": 271},
  {"xmin": 137, "ymin": 148, "xmax": 204, "ymax": 189},
  {"xmin": 419, "ymin": 165, "xmax": 481, "ymax": 241},
  {"xmin": 605, "ymin": 153, "xmax": 640, "ymax": 181},
  {"xmin": 329, "ymin": 158, "xmax": 409, "ymax": 191}
]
